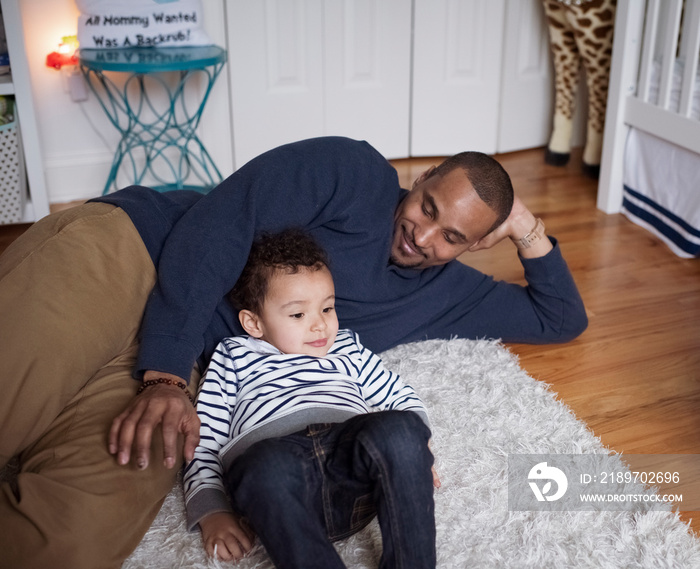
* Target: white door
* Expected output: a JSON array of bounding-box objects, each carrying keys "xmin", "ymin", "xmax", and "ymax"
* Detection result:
[
  {"xmin": 226, "ymin": 0, "xmax": 412, "ymax": 168},
  {"xmin": 227, "ymin": 0, "xmax": 325, "ymax": 168},
  {"xmin": 497, "ymin": 0, "xmax": 554, "ymax": 153},
  {"xmin": 411, "ymin": 0, "xmax": 506, "ymax": 156},
  {"xmin": 411, "ymin": 0, "xmax": 555, "ymax": 157},
  {"xmin": 324, "ymin": 0, "xmax": 412, "ymax": 159}
]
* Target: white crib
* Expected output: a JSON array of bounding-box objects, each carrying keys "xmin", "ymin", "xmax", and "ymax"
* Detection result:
[{"xmin": 598, "ymin": 0, "xmax": 700, "ymax": 257}]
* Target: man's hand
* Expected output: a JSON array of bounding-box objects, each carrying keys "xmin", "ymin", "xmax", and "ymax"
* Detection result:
[
  {"xmin": 109, "ymin": 372, "xmax": 200, "ymax": 470},
  {"xmin": 468, "ymin": 196, "xmax": 553, "ymax": 259},
  {"xmin": 199, "ymin": 511, "xmax": 255, "ymax": 562}
]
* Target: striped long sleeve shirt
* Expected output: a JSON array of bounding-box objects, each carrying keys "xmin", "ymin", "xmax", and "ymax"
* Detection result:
[{"xmin": 183, "ymin": 328, "xmax": 429, "ymax": 530}]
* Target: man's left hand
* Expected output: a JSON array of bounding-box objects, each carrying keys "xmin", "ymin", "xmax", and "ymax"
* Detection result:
[
  {"xmin": 108, "ymin": 373, "xmax": 200, "ymax": 470},
  {"xmin": 468, "ymin": 196, "xmax": 553, "ymax": 259}
]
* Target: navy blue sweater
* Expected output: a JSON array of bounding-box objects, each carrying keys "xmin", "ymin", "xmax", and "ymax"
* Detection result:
[{"xmin": 96, "ymin": 137, "xmax": 587, "ymax": 381}]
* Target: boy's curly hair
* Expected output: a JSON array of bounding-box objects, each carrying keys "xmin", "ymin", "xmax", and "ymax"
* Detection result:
[{"xmin": 229, "ymin": 228, "xmax": 330, "ymax": 314}]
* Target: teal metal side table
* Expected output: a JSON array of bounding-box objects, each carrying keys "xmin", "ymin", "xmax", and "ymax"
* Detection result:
[{"xmin": 79, "ymin": 46, "xmax": 227, "ymax": 195}]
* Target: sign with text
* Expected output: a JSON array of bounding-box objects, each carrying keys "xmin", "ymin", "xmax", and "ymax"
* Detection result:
[{"xmin": 76, "ymin": 0, "xmax": 212, "ymax": 49}]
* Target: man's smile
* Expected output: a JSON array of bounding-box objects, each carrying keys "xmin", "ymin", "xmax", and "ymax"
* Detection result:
[{"xmin": 399, "ymin": 225, "xmax": 424, "ymax": 258}]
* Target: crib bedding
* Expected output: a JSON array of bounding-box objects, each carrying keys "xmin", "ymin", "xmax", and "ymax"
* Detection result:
[
  {"xmin": 621, "ymin": 59, "xmax": 700, "ymax": 258},
  {"xmin": 623, "ymin": 128, "xmax": 700, "ymax": 258}
]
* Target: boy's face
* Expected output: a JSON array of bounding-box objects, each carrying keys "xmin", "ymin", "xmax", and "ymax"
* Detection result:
[{"xmin": 245, "ymin": 266, "xmax": 339, "ymax": 357}]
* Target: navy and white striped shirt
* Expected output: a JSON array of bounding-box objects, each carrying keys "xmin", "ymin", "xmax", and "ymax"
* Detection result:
[{"xmin": 183, "ymin": 329, "xmax": 428, "ymax": 530}]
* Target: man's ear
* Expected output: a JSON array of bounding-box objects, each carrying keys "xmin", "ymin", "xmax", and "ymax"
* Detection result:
[
  {"xmin": 411, "ymin": 165, "xmax": 437, "ymax": 190},
  {"xmin": 238, "ymin": 309, "xmax": 264, "ymax": 338}
]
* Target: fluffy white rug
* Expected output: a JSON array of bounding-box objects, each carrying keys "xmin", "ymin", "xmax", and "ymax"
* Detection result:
[{"xmin": 122, "ymin": 338, "xmax": 700, "ymax": 568}]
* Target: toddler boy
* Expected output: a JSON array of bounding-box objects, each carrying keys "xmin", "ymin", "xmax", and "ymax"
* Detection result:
[{"xmin": 183, "ymin": 228, "xmax": 438, "ymax": 568}]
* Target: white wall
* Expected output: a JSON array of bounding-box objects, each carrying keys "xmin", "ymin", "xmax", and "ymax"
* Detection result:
[{"xmin": 16, "ymin": 0, "xmax": 233, "ymax": 204}]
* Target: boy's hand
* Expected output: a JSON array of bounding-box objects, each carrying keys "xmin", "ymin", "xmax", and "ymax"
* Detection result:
[
  {"xmin": 431, "ymin": 465, "xmax": 441, "ymax": 489},
  {"xmin": 199, "ymin": 511, "xmax": 255, "ymax": 562},
  {"xmin": 428, "ymin": 439, "xmax": 441, "ymax": 488}
]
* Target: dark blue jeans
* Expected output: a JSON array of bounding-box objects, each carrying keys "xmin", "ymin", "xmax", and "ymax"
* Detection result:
[{"xmin": 226, "ymin": 410, "xmax": 436, "ymax": 569}]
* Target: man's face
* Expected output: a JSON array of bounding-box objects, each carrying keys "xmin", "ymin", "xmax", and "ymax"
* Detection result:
[{"xmin": 390, "ymin": 167, "xmax": 499, "ymax": 269}]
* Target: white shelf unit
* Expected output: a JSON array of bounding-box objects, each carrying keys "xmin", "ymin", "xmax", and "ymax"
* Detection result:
[{"xmin": 0, "ymin": 0, "xmax": 50, "ymax": 223}]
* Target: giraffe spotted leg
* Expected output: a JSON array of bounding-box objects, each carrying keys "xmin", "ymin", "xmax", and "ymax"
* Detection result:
[
  {"xmin": 569, "ymin": 0, "xmax": 616, "ymax": 178},
  {"xmin": 543, "ymin": 0, "xmax": 581, "ymax": 167}
]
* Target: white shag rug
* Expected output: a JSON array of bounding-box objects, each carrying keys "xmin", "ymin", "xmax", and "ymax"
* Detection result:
[{"xmin": 118, "ymin": 338, "xmax": 700, "ymax": 568}]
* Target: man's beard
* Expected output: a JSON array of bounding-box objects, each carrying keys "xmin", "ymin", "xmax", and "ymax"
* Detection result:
[{"xmin": 389, "ymin": 253, "xmax": 423, "ymax": 270}]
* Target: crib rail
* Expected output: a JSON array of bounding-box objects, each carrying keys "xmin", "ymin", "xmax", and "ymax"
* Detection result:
[
  {"xmin": 678, "ymin": 0, "xmax": 700, "ymax": 116},
  {"xmin": 636, "ymin": 0, "xmax": 700, "ymax": 116},
  {"xmin": 598, "ymin": 0, "xmax": 700, "ymax": 213}
]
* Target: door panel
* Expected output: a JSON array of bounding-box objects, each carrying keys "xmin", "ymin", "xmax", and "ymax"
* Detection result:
[
  {"xmin": 227, "ymin": 0, "xmax": 324, "ymax": 168},
  {"xmin": 324, "ymin": 0, "xmax": 411, "ymax": 158},
  {"xmin": 411, "ymin": 0, "xmax": 506, "ymax": 156},
  {"xmin": 497, "ymin": 0, "xmax": 554, "ymax": 153}
]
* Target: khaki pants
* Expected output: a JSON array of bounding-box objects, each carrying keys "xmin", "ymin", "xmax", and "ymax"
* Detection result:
[{"xmin": 0, "ymin": 203, "xmax": 199, "ymax": 569}]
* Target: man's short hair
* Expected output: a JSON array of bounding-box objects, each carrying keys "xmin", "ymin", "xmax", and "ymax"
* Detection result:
[
  {"xmin": 434, "ymin": 152, "xmax": 514, "ymax": 234},
  {"xmin": 229, "ymin": 228, "xmax": 330, "ymax": 314}
]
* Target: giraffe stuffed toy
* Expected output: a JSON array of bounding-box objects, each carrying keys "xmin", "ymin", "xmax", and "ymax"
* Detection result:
[{"xmin": 543, "ymin": 0, "xmax": 616, "ymax": 178}]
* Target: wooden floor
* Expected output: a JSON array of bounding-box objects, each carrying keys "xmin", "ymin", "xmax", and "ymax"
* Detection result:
[{"xmin": 2, "ymin": 147, "xmax": 699, "ymax": 532}]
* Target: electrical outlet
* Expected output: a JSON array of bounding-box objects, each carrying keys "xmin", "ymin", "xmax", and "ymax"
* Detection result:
[{"xmin": 68, "ymin": 70, "xmax": 88, "ymax": 102}]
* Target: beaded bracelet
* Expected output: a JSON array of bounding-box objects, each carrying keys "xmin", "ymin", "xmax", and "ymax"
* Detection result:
[{"xmin": 137, "ymin": 377, "xmax": 195, "ymax": 406}]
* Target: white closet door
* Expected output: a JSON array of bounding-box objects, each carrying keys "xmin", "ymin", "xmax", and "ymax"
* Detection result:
[
  {"xmin": 324, "ymin": 0, "xmax": 412, "ymax": 159},
  {"xmin": 227, "ymin": 0, "xmax": 411, "ymax": 168},
  {"xmin": 227, "ymin": 0, "xmax": 324, "ymax": 168},
  {"xmin": 411, "ymin": 0, "xmax": 506, "ymax": 156},
  {"xmin": 497, "ymin": 0, "xmax": 553, "ymax": 153}
]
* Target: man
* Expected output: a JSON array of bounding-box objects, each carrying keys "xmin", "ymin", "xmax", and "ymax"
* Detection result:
[{"xmin": 0, "ymin": 137, "xmax": 586, "ymax": 568}]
